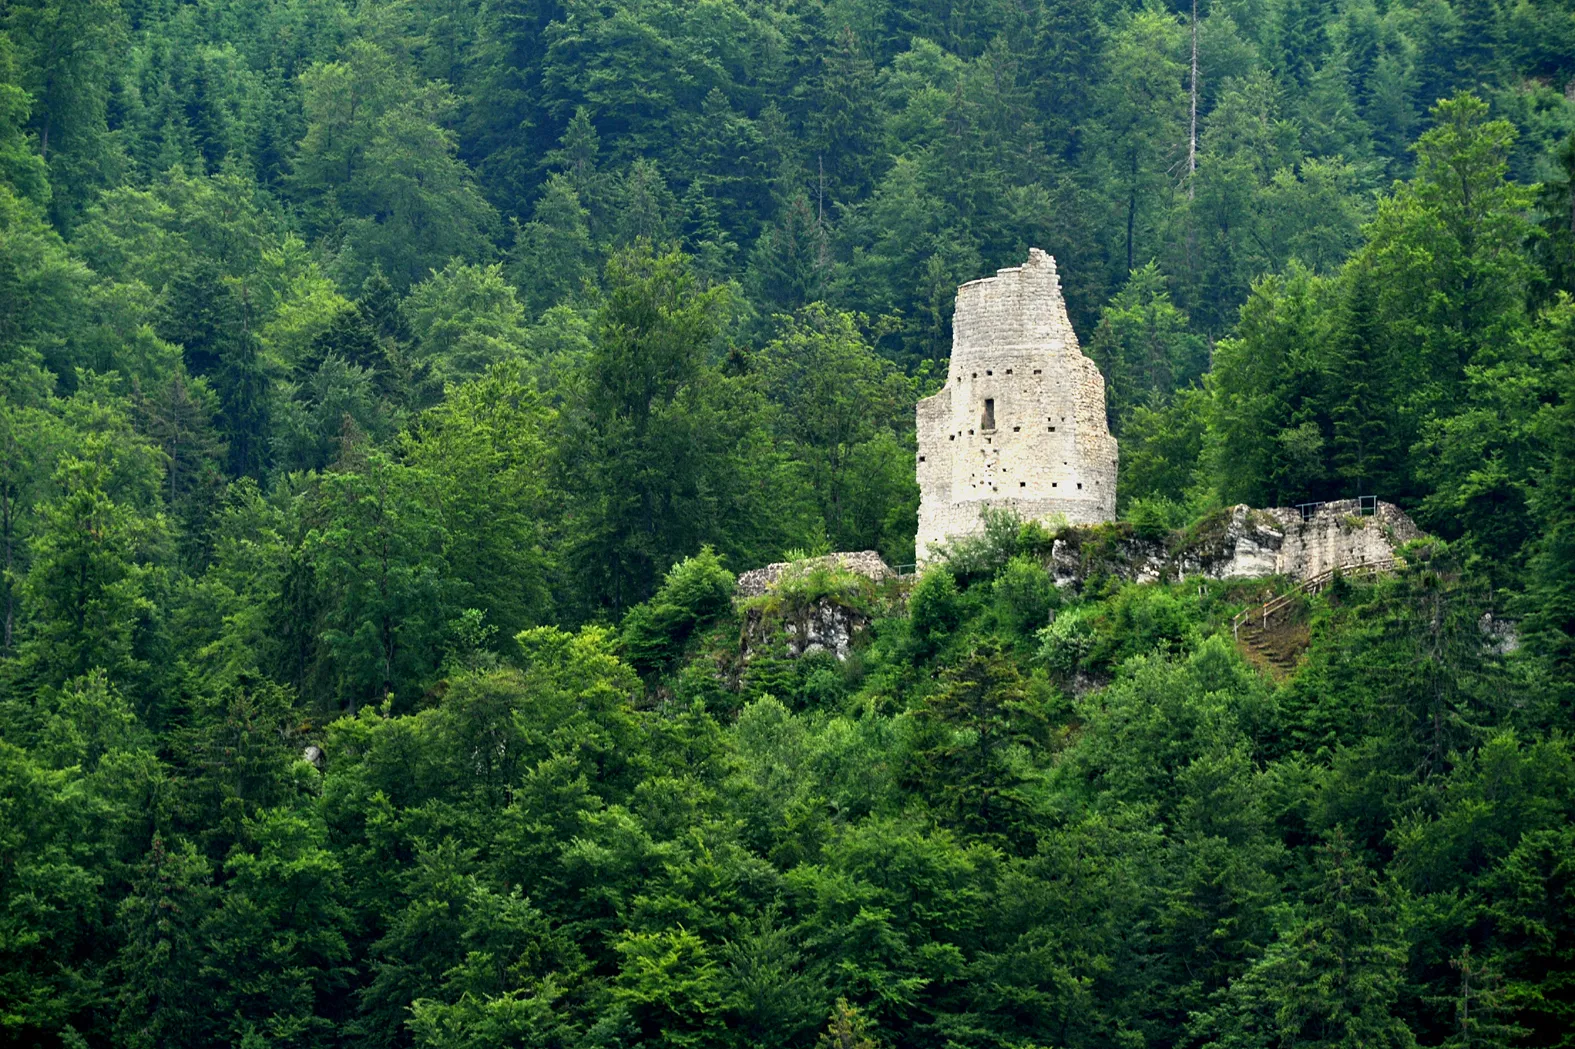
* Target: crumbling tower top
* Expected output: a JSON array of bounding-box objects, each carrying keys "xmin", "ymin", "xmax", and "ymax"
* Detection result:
[{"xmin": 949, "ymin": 248, "xmax": 1078, "ymax": 365}]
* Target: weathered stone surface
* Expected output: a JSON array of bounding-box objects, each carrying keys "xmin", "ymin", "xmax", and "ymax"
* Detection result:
[
  {"xmin": 1479, "ymin": 612, "xmax": 1520, "ymax": 655},
  {"xmin": 1209, "ymin": 500, "xmax": 1423, "ymax": 580},
  {"xmin": 735, "ymin": 550, "xmax": 893, "ymax": 599},
  {"xmin": 916, "ymin": 249, "xmax": 1118, "ymax": 562},
  {"xmin": 734, "ymin": 552, "xmax": 891, "ymax": 663},
  {"xmin": 741, "ymin": 599, "xmax": 864, "ymax": 662},
  {"xmin": 1051, "ymin": 500, "xmax": 1424, "ymax": 589}
]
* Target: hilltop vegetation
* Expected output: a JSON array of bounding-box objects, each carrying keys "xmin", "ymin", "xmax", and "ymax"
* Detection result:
[{"xmin": 1, "ymin": 0, "xmax": 1574, "ymax": 1045}]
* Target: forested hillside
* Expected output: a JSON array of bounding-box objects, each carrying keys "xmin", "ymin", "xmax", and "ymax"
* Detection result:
[{"xmin": 2, "ymin": 0, "xmax": 1575, "ymax": 1044}]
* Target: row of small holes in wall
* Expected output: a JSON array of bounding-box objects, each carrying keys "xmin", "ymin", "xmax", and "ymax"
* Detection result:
[
  {"xmin": 969, "ymin": 482, "xmax": 1089, "ymax": 491},
  {"xmin": 949, "ymin": 423, "xmax": 1062, "ymax": 440},
  {"xmin": 968, "ymin": 369, "xmax": 1047, "ymax": 377}
]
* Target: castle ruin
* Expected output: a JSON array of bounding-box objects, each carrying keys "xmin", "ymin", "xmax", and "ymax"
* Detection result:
[{"xmin": 916, "ymin": 249, "xmax": 1117, "ymax": 562}]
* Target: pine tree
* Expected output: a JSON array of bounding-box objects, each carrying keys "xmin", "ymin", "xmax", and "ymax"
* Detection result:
[
  {"xmin": 799, "ymin": 26, "xmax": 882, "ymax": 202},
  {"xmin": 913, "ymin": 638, "xmax": 1043, "ymax": 847},
  {"xmin": 112, "ymin": 836, "xmax": 216, "ymax": 1049},
  {"xmin": 818, "ymin": 998, "xmax": 880, "ymax": 1049}
]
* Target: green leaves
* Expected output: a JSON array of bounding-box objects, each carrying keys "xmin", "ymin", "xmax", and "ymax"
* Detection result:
[
  {"xmin": 1, "ymin": 2, "xmax": 1574, "ymax": 1047},
  {"xmin": 621, "ymin": 547, "xmax": 734, "ymax": 679},
  {"xmin": 1194, "ymin": 835, "xmax": 1415, "ymax": 1049},
  {"xmin": 305, "ymin": 450, "xmax": 451, "ymax": 711},
  {"xmin": 294, "ymin": 41, "xmax": 498, "ymax": 290}
]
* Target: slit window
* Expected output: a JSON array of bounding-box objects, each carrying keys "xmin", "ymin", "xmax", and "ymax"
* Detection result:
[{"xmin": 982, "ymin": 399, "xmax": 996, "ymax": 431}]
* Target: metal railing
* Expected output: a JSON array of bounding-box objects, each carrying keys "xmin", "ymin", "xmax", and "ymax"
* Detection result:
[
  {"xmin": 1293, "ymin": 495, "xmax": 1378, "ymax": 522},
  {"xmin": 1233, "ymin": 557, "xmax": 1397, "ymax": 639}
]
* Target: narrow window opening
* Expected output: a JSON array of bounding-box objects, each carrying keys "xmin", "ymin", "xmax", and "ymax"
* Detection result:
[
  {"xmin": 1049, "ymin": 426, "xmax": 1056, "ymax": 432},
  {"xmin": 986, "ymin": 369, "xmax": 993, "ymax": 376},
  {"xmin": 918, "ymin": 455, "xmax": 926, "ymax": 462},
  {"xmin": 1019, "ymin": 481, "xmax": 1026, "ymax": 488},
  {"xmin": 1033, "ymin": 369, "xmax": 1042, "ymax": 375},
  {"xmin": 982, "ymin": 398, "xmax": 996, "ymax": 431},
  {"xmin": 1013, "ymin": 426, "xmax": 1021, "ymax": 432},
  {"xmin": 1006, "ymin": 368, "xmax": 1013, "ymax": 374},
  {"xmin": 1077, "ymin": 483, "xmax": 1083, "ymax": 490},
  {"xmin": 1052, "ymin": 482, "xmax": 1058, "ymax": 488}
]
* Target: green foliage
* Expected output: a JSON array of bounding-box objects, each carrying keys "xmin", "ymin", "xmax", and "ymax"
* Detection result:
[
  {"xmin": 908, "ymin": 638, "xmax": 1045, "ymax": 847},
  {"xmin": 303, "ymin": 450, "xmax": 451, "ymax": 712},
  {"xmin": 938, "ymin": 507, "xmax": 1058, "ymax": 588},
  {"xmin": 0, "ymin": 0, "xmax": 1572, "ymax": 1046},
  {"xmin": 1088, "ymin": 263, "xmax": 1209, "ymax": 428},
  {"xmin": 907, "ymin": 565, "xmax": 961, "ymax": 655},
  {"xmin": 621, "ymin": 547, "xmax": 735, "ymax": 679},
  {"xmin": 1193, "ymin": 835, "xmax": 1415, "ymax": 1049},
  {"xmin": 989, "ymin": 555, "xmax": 1059, "ymax": 642},
  {"xmin": 402, "ymin": 261, "xmax": 529, "ymax": 386},
  {"xmin": 758, "ymin": 306, "xmax": 917, "ymax": 557},
  {"xmin": 562, "ymin": 245, "xmax": 815, "ymax": 614}
]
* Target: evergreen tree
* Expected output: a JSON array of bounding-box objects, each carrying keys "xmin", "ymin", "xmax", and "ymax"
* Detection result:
[{"xmin": 1194, "ymin": 834, "xmax": 1415, "ymax": 1049}]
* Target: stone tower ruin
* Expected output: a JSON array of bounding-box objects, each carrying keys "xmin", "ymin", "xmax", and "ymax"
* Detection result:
[{"xmin": 915, "ymin": 249, "xmax": 1117, "ymax": 561}]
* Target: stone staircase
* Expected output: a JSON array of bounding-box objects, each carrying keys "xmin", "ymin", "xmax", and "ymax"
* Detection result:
[{"xmin": 1231, "ymin": 558, "xmax": 1397, "ymax": 677}]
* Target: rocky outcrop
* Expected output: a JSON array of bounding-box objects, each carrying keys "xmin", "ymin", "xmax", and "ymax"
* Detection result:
[
  {"xmin": 740, "ymin": 599, "xmax": 865, "ymax": 662},
  {"xmin": 734, "ymin": 551, "xmax": 892, "ymax": 662},
  {"xmin": 1214, "ymin": 500, "xmax": 1422, "ymax": 580},
  {"xmin": 1049, "ymin": 500, "xmax": 1424, "ymax": 590}
]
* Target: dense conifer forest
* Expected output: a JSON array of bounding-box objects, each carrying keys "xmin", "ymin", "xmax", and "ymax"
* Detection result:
[{"xmin": 1, "ymin": 0, "xmax": 1575, "ymax": 1044}]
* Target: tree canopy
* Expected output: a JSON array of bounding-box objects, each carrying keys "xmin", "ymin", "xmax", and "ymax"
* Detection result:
[{"xmin": 1, "ymin": 0, "xmax": 1574, "ymax": 1045}]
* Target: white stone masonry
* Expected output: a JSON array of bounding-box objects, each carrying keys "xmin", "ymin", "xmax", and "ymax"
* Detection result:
[{"xmin": 916, "ymin": 249, "xmax": 1117, "ymax": 562}]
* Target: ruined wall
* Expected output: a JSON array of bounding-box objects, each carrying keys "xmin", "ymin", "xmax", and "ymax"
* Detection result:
[
  {"xmin": 1047, "ymin": 501, "xmax": 1426, "ymax": 590},
  {"xmin": 1245, "ymin": 501, "xmax": 1423, "ymax": 579},
  {"xmin": 916, "ymin": 249, "xmax": 1117, "ymax": 562},
  {"xmin": 735, "ymin": 551, "xmax": 893, "ymax": 599}
]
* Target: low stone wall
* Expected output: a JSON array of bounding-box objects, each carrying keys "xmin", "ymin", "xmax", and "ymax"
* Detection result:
[{"xmin": 735, "ymin": 551, "xmax": 894, "ymax": 599}]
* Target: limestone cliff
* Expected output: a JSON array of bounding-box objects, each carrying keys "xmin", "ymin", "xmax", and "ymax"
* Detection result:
[{"xmin": 1048, "ymin": 500, "xmax": 1424, "ymax": 590}]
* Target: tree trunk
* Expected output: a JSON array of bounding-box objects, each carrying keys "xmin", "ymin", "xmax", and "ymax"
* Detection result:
[{"xmin": 1189, "ymin": 0, "xmax": 1199, "ymax": 200}]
